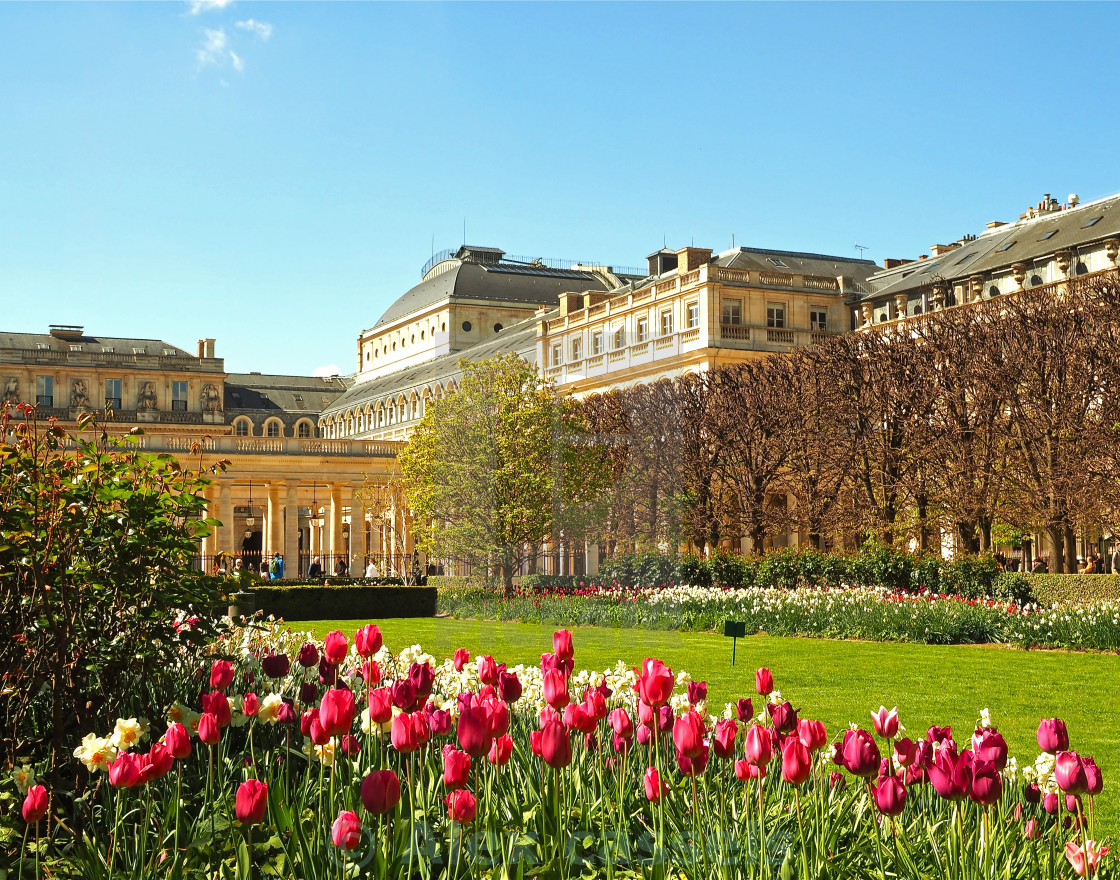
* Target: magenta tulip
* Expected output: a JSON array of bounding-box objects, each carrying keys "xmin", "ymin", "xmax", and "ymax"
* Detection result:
[
  {"xmin": 497, "ymin": 671, "xmax": 522, "ymax": 703},
  {"xmin": 331, "ymin": 810, "xmax": 362, "ymax": 850},
  {"xmin": 1082, "ymin": 756, "xmax": 1104, "ymax": 796},
  {"xmin": 354, "ymin": 624, "xmax": 383, "ymax": 657},
  {"xmin": 970, "ymin": 761, "xmax": 1003, "ymax": 806},
  {"xmin": 767, "ymin": 700, "xmax": 798, "ymax": 734},
  {"xmin": 893, "ymin": 738, "xmax": 917, "ymax": 768},
  {"xmin": 781, "ymin": 738, "xmax": 812, "ymax": 786},
  {"xmin": 22, "ymin": 785, "xmax": 48, "ymax": 824},
  {"xmin": 874, "ymin": 775, "xmax": 907, "ymax": 817},
  {"xmin": 974, "ymin": 728, "xmax": 1008, "ymax": 770},
  {"xmin": 1055, "ymin": 751, "xmax": 1088, "ymax": 795},
  {"xmin": 928, "ymin": 748, "xmax": 972, "ymax": 801},
  {"xmin": 1037, "ymin": 718, "xmax": 1069, "ymax": 755},
  {"xmin": 736, "ymin": 698, "xmax": 754, "ymax": 722},
  {"xmin": 235, "ymin": 779, "xmax": 268, "ymax": 824},
  {"xmin": 842, "ymin": 729, "xmax": 881, "ymax": 778},
  {"xmin": 361, "ymin": 769, "xmax": 401, "ymax": 814},
  {"xmin": 678, "ymin": 745, "xmax": 710, "ymax": 777},
  {"xmin": 871, "ymin": 706, "xmax": 899, "ymax": 739},
  {"xmin": 687, "ymin": 680, "xmax": 708, "ymax": 705},
  {"xmin": 755, "ymin": 668, "xmax": 774, "ymax": 696}
]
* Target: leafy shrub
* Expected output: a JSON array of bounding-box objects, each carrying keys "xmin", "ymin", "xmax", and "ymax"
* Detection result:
[
  {"xmin": 674, "ymin": 555, "xmax": 713, "ymax": 588},
  {"xmin": 940, "ymin": 554, "xmax": 1003, "ymax": 598},
  {"xmin": 992, "ymin": 572, "xmax": 1035, "ymax": 605},
  {"xmin": 1026, "ymin": 573, "xmax": 1120, "ymax": 606}
]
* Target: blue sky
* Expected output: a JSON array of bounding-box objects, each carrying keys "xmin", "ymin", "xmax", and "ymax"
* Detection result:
[{"xmin": 3, "ymin": 2, "xmax": 1118, "ymax": 375}]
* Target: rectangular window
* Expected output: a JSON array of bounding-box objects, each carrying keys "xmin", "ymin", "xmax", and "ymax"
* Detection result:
[
  {"xmin": 172, "ymin": 381, "xmax": 188, "ymax": 411},
  {"xmin": 766, "ymin": 303, "xmax": 786, "ymax": 329},
  {"xmin": 613, "ymin": 326, "xmax": 626, "ymax": 349},
  {"xmin": 721, "ymin": 298, "xmax": 742, "ymax": 325},
  {"xmin": 687, "ymin": 301, "xmax": 700, "ymax": 328},
  {"xmin": 660, "ymin": 309, "xmax": 673, "ymax": 336},
  {"xmin": 810, "ymin": 309, "xmax": 828, "ymax": 331},
  {"xmin": 551, "ymin": 344, "xmax": 562, "ymax": 367},
  {"xmin": 592, "ymin": 331, "xmax": 604, "ymax": 355},
  {"xmin": 105, "ymin": 378, "xmax": 122, "ymax": 410},
  {"xmin": 571, "ymin": 337, "xmax": 583, "ymax": 361},
  {"xmin": 35, "ymin": 375, "xmax": 53, "ymax": 407},
  {"xmin": 637, "ymin": 317, "xmax": 649, "ymax": 342}
]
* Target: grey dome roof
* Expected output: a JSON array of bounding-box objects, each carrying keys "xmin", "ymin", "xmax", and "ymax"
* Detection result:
[{"xmin": 371, "ymin": 254, "xmax": 612, "ymax": 331}]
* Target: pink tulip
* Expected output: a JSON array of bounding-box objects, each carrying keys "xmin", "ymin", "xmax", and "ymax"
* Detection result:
[
  {"xmin": 426, "ymin": 706, "xmax": 452, "ymax": 737},
  {"xmin": 673, "ymin": 710, "xmax": 706, "ymax": 760},
  {"xmin": 637, "ymin": 658, "xmax": 674, "ymax": 707},
  {"xmin": 1082, "ymin": 756, "xmax": 1104, "ymax": 796},
  {"xmin": 893, "ymin": 738, "xmax": 917, "ymax": 768},
  {"xmin": 973, "ymin": 728, "xmax": 1008, "ymax": 770},
  {"xmin": 165, "ymin": 722, "xmax": 192, "ymax": 759},
  {"xmin": 323, "ymin": 630, "xmax": 348, "ymax": 664},
  {"xmin": 331, "ymin": 810, "xmax": 362, "ymax": 850},
  {"xmin": 797, "ymin": 718, "xmax": 827, "ymax": 752},
  {"xmin": 636, "ymin": 723, "xmax": 652, "ymax": 745},
  {"xmin": 1056, "ymin": 751, "xmax": 1088, "ymax": 795},
  {"xmin": 1024, "ymin": 818, "xmax": 1040, "ymax": 839},
  {"xmin": 443, "ymin": 748, "xmax": 471, "ymax": 789},
  {"xmin": 744, "ymin": 724, "xmax": 772, "ymax": 767},
  {"xmin": 871, "ymin": 706, "xmax": 899, "ymax": 739},
  {"xmin": 874, "ymin": 775, "xmax": 906, "ymax": 816},
  {"xmin": 928, "ymin": 748, "xmax": 972, "ymax": 801},
  {"xmin": 108, "ymin": 752, "xmax": 142, "ymax": 789},
  {"xmin": 553, "ymin": 629, "xmax": 574, "ymax": 662},
  {"xmin": 446, "ymin": 789, "xmax": 477, "ymax": 823},
  {"xmin": 489, "ymin": 734, "xmax": 513, "ymax": 766},
  {"xmin": 736, "ymin": 698, "xmax": 754, "ymax": 722},
  {"xmin": 22, "ymin": 785, "xmax": 48, "ymax": 823},
  {"xmin": 542, "ymin": 669, "xmax": 571, "ymax": 710},
  {"xmin": 242, "ymin": 693, "xmax": 259, "ymax": 718},
  {"xmin": 235, "ymin": 779, "xmax": 268, "ymax": 824},
  {"xmin": 782, "ymin": 738, "xmax": 812, "ymax": 786},
  {"xmin": 320, "ymin": 688, "xmax": 356, "ymax": 737},
  {"xmin": 755, "ymin": 668, "xmax": 773, "ymax": 696},
  {"xmin": 354, "ymin": 624, "xmax": 383, "ymax": 657},
  {"xmin": 210, "ymin": 659, "xmax": 235, "ymax": 691},
  {"xmin": 842, "ymin": 729, "xmax": 881, "ymax": 778},
  {"xmin": 644, "ymin": 767, "xmax": 667, "ymax": 801},
  {"xmin": 1037, "ymin": 718, "xmax": 1069, "ymax": 755},
  {"xmin": 361, "ymin": 769, "xmax": 401, "ymax": 814},
  {"xmin": 1065, "ymin": 840, "xmax": 1109, "ymax": 878},
  {"xmin": 1043, "ymin": 792, "xmax": 1059, "ymax": 815},
  {"xmin": 609, "ymin": 708, "xmax": 633, "ymax": 740},
  {"xmin": 687, "ymin": 681, "xmax": 707, "ymax": 705}
]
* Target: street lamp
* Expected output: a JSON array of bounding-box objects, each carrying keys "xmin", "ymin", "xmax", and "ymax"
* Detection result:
[{"xmin": 245, "ymin": 480, "xmax": 256, "ymax": 528}]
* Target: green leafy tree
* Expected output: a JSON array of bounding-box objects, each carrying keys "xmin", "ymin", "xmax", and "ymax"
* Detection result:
[
  {"xmin": 0, "ymin": 407, "xmax": 226, "ymax": 791},
  {"xmin": 399, "ymin": 354, "xmax": 608, "ymax": 594}
]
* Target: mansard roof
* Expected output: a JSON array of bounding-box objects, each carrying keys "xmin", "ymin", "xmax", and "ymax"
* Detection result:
[{"xmin": 224, "ymin": 373, "xmax": 351, "ymax": 416}]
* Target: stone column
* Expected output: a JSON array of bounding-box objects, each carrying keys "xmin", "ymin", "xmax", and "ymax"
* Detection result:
[
  {"xmin": 350, "ymin": 484, "xmax": 366, "ymax": 576},
  {"xmin": 284, "ymin": 484, "xmax": 299, "ymax": 578},
  {"xmin": 585, "ymin": 540, "xmax": 600, "ymax": 576},
  {"xmin": 267, "ymin": 482, "xmax": 283, "ymax": 558},
  {"xmin": 329, "ymin": 484, "xmax": 344, "ymax": 573},
  {"xmin": 219, "ymin": 483, "xmax": 234, "ymax": 557}
]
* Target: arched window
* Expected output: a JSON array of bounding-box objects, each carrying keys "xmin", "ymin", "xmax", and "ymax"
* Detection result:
[
  {"xmin": 234, "ymin": 419, "xmax": 250, "ymax": 436},
  {"xmin": 266, "ymin": 421, "xmax": 281, "ymax": 438},
  {"xmin": 298, "ymin": 421, "xmax": 311, "ymax": 438}
]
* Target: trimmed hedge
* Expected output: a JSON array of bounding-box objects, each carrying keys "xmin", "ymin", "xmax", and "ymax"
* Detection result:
[
  {"xmin": 249, "ymin": 586, "xmax": 437, "ymax": 621},
  {"xmin": 1025, "ymin": 574, "xmax": 1120, "ymax": 606}
]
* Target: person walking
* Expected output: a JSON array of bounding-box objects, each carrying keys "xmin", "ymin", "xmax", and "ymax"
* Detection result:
[
  {"xmin": 1111, "ymin": 543, "xmax": 1120, "ymax": 575},
  {"xmin": 335, "ymin": 556, "xmax": 349, "ymax": 577},
  {"xmin": 307, "ymin": 556, "xmax": 322, "ymax": 578}
]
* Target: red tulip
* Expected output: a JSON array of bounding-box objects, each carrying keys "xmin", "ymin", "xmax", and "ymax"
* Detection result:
[
  {"xmin": 871, "ymin": 706, "xmax": 899, "ymax": 739},
  {"xmin": 391, "ymin": 712, "xmax": 421, "ymax": 753},
  {"xmin": 368, "ymin": 688, "xmax": 393, "ymax": 725},
  {"xmin": 563, "ymin": 703, "xmax": 595, "ymax": 734},
  {"xmin": 477, "ymin": 655, "xmax": 499, "ymax": 686},
  {"xmin": 453, "ymin": 648, "xmax": 470, "ymax": 671},
  {"xmin": 736, "ymin": 698, "xmax": 754, "ymax": 722},
  {"xmin": 1037, "ymin": 718, "xmax": 1069, "ymax": 755},
  {"xmin": 678, "ymin": 745, "xmax": 709, "ymax": 777},
  {"xmin": 530, "ymin": 729, "xmax": 543, "ymax": 758},
  {"xmin": 744, "ymin": 724, "xmax": 772, "ymax": 767},
  {"xmin": 236, "ymin": 779, "xmax": 268, "ymax": 824},
  {"xmin": 767, "ymin": 701, "xmax": 798, "ymax": 734},
  {"xmin": 583, "ymin": 688, "xmax": 607, "ymax": 721},
  {"xmin": 542, "ymin": 669, "xmax": 571, "ymax": 710},
  {"xmin": 331, "ymin": 810, "xmax": 362, "ymax": 849},
  {"xmin": 210, "ymin": 659, "xmax": 235, "ymax": 691},
  {"xmin": 446, "ymin": 790, "xmax": 477, "ymax": 824},
  {"xmin": 300, "ymin": 681, "xmax": 319, "ymax": 705},
  {"xmin": 539, "ymin": 705, "xmax": 560, "ymax": 727},
  {"xmin": 797, "ymin": 718, "xmax": 827, "ymax": 753},
  {"xmin": 242, "ymin": 693, "xmax": 259, "ymax": 718},
  {"xmin": 928, "ymin": 748, "xmax": 972, "ymax": 801},
  {"xmin": 781, "ymin": 738, "xmax": 812, "ymax": 785},
  {"xmin": 553, "ymin": 629, "xmax": 574, "ymax": 662},
  {"xmin": 297, "ymin": 643, "xmax": 319, "ymax": 668},
  {"xmin": 970, "ymin": 761, "xmax": 1003, "ymax": 806},
  {"xmin": 140, "ymin": 743, "xmax": 173, "ymax": 783},
  {"xmin": 1065, "ymin": 840, "xmax": 1109, "ymax": 878},
  {"xmin": 22, "ymin": 785, "xmax": 48, "ymax": 823},
  {"xmin": 874, "ymin": 775, "xmax": 906, "ymax": 816},
  {"xmin": 323, "ymin": 630, "xmax": 348, "ymax": 664},
  {"xmin": 361, "ymin": 769, "xmax": 401, "ymax": 814},
  {"xmin": 893, "ymin": 738, "xmax": 917, "ymax": 768},
  {"xmin": 687, "ymin": 680, "xmax": 707, "ymax": 705},
  {"xmin": 842, "ymin": 729, "xmax": 880, "ymax": 778},
  {"xmin": 1043, "ymin": 792, "xmax": 1059, "ymax": 815},
  {"xmin": 112, "ymin": 750, "xmax": 149, "ymax": 790},
  {"xmin": 201, "ymin": 691, "xmax": 232, "ymax": 728},
  {"xmin": 540, "ymin": 720, "xmax": 572, "ymax": 769},
  {"xmin": 636, "ymin": 723, "xmax": 652, "ymax": 745},
  {"xmin": 540, "ymin": 651, "xmax": 573, "ymax": 680},
  {"xmin": 354, "ymin": 624, "xmax": 383, "ymax": 657},
  {"xmin": 340, "ymin": 734, "xmax": 361, "ymax": 756},
  {"xmin": 498, "ymin": 671, "xmax": 522, "ymax": 703},
  {"xmin": 443, "ymin": 748, "xmax": 471, "ymax": 789},
  {"xmin": 391, "ymin": 679, "xmax": 418, "ymax": 713},
  {"xmin": 198, "ymin": 712, "xmax": 221, "ymax": 746},
  {"xmin": 755, "ymin": 668, "xmax": 773, "ymax": 696},
  {"xmin": 487, "ymin": 700, "xmax": 510, "ymax": 737},
  {"xmin": 309, "ymin": 717, "xmax": 330, "ymax": 746},
  {"xmin": 1023, "ymin": 782, "xmax": 1042, "ymax": 804},
  {"xmin": 489, "ymin": 734, "xmax": 513, "ymax": 766},
  {"xmin": 320, "ymin": 689, "xmax": 356, "ymax": 737},
  {"xmin": 609, "ymin": 708, "xmax": 633, "ymax": 740},
  {"xmin": 262, "ymin": 653, "xmax": 290, "ymax": 677},
  {"xmin": 1066, "ymin": 794, "xmax": 1083, "ymax": 814},
  {"xmin": 1056, "ymin": 751, "xmax": 1088, "ymax": 795},
  {"xmin": 457, "ymin": 705, "xmax": 493, "ymax": 759},
  {"xmin": 637, "ymin": 659, "xmax": 674, "ymax": 707},
  {"xmin": 360, "ymin": 660, "xmax": 381, "ymax": 686},
  {"xmin": 165, "ymin": 722, "xmax": 192, "ymax": 759},
  {"xmin": 1082, "ymin": 756, "xmax": 1104, "ymax": 796},
  {"xmin": 426, "ymin": 706, "xmax": 452, "ymax": 737},
  {"xmin": 644, "ymin": 767, "xmax": 667, "ymax": 801},
  {"xmin": 301, "ymin": 707, "xmax": 319, "ymax": 737},
  {"xmin": 673, "ymin": 710, "xmax": 706, "ymax": 760},
  {"xmin": 712, "ymin": 719, "xmax": 739, "ymax": 759}
]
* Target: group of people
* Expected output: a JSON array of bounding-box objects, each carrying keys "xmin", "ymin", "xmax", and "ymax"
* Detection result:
[
  {"xmin": 1029, "ymin": 545, "xmax": 1120, "ymax": 574},
  {"xmin": 211, "ymin": 552, "xmax": 446, "ymax": 581}
]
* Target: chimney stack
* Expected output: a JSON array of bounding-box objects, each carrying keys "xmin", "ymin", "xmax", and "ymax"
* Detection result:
[
  {"xmin": 197, "ymin": 339, "xmax": 206, "ymax": 358},
  {"xmin": 205, "ymin": 338, "xmax": 215, "ymax": 358}
]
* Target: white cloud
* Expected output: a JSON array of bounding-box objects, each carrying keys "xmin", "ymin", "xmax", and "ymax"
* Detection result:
[
  {"xmin": 187, "ymin": 0, "xmax": 234, "ymax": 14},
  {"xmin": 197, "ymin": 27, "xmax": 243, "ymax": 72},
  {"xmin": 236, "ymin": 19, "xmax": 273, "ymax": 41},
  {"xmin": 313, "ymin": 365, "xmax": 342, "ymax": 378}
]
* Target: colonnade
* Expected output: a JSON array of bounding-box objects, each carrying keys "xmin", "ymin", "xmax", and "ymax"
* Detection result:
[{"xmin": 197, "ymin": 479, "xmax": 413, "ymax": 577}]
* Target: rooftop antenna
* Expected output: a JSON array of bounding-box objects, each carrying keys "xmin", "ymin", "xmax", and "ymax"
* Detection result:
[
  {"xmin": 731, "ymin": 233, "xmax": 735, "ymax": 249},
  {"xmin": 463, "ymin": 218, "xmax": 466, "ymax": 247},
  {"xmin": 854, "ymin": 242, "xmax": 869, "ymax": 259}
]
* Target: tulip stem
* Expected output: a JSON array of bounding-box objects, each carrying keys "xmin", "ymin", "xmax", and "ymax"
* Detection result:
[
  {"xmin": 757, "ymin": 774, "xmax": 768, "ymax": 879},
  {"xmin": 867, "ymin": 781, "xmax": 885, "ymax": 880},
  {"xmin": 794, "ymin": 788, "xmax": 808, "ymax": 878}
]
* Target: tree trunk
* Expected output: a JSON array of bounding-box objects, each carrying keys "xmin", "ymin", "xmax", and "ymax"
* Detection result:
[
  {"xmin": 501, "ymin": 561, "xmax": 515, "ymax": 597},
  {"xmin": 916, "ymin": 493, "xmax": 931, "ymax": 553},
  {"xmin": 979, "ymin": 518, "xmax": 993, "ymax": 553},
  {"xmin": 957, "ymin": 521, "xmax": 979, "ymax": 555},
  {"xmin": 1064, "ymin": 525, "xmax": 1077, "ymax": 574},
  {"xmin": 1046, "ymin": 523, "xmax": 1065, "ymax": 573}
]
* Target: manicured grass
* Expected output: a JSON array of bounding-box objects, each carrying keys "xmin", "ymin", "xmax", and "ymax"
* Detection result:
[{"xmin": 293, "ymin": 616, "xmax": 1120, "ymax": 837}]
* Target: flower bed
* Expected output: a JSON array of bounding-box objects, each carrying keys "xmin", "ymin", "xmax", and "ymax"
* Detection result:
[
  {"xmin": 9, "ymin": 620, "xmax": 1113, "ymax": 878},
  {"xmin": 440, "ymin": 582, "xmax": 1120, "ymax": 650}
]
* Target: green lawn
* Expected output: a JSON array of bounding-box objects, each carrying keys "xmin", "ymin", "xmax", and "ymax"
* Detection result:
[{"xmin": 293, "ymin": 617, "xmax": 1120, "ymax": 837}]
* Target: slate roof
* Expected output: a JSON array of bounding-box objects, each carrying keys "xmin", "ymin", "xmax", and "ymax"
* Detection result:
[
  {"xmin": 224, "ymin": 373, "xmax": 352, "ymax": 415},
  {"xmin": 860, "ymin": 192, "xmax": 1120, "ymax": 301},
  {"xmin": 324, "ymin": 313, "xmax": 544, "ymax": 416},
  {"xmin": 0, "ymin": 331, "xmax": 194, "ymax": 357},
  {"xmin": 712, "ymin": 247, "xmax": 880, "ymax": 281}
]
